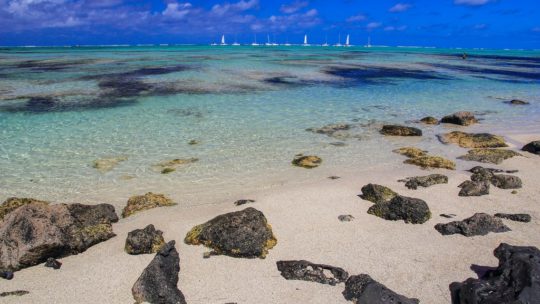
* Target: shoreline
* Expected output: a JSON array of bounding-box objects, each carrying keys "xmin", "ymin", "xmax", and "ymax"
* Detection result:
[{"xmin": 2, "ymin": 131, "xmax": 539, "ymax": 303}]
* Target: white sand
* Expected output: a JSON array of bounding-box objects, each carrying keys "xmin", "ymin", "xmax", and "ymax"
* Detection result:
[{"xmin": 2, "ymin": 136, "xmax": 540, "ymax": 304}]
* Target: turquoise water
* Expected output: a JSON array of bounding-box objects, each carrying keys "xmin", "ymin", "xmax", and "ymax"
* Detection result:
[{"xmin": 1, "ymin": 46, "xmax": 539, "ymax": 204}]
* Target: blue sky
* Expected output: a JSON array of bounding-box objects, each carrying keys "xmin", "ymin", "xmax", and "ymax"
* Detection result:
[{"xmin": 1, "ymin": 0, "xmax": 539, "ymax": 48}]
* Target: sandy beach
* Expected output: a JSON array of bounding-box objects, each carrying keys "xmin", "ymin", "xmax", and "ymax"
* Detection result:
[{"xmin": 2, "ymin": 130, "xmax": 539, "ymax": 303}]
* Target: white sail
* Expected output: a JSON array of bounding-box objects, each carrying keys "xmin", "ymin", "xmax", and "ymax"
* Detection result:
[
  {"xmin": 251, "ymin": 34, "xmax": 259, "ymax": 46},
  {"xmin": 345, "ymin": 34, "xmax": 350, "ymax": 46},
  {"xmin": 366, "ymin": 36, "xmax": 371, "ymax": 48},
  {"xmin": 304, "ymin": 34, "xmax": 308, "ymax": 45},
  {"xmin": 220, "ymin": 35, "xmax": 227, "ymax": 45},
  {"xmin": 334, "ymin": 33, "xmax": 342, "ymax": 47}
]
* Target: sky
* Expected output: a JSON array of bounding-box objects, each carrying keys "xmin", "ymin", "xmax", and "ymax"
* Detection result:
[{"xmin": 0, "ymin": 0, "xmax": 539, "ymax": 48}]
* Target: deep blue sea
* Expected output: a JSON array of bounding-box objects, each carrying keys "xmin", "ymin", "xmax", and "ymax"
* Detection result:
[{"xmin": 1, "ymin": 45, "xmax": 539, "ymax": 204}]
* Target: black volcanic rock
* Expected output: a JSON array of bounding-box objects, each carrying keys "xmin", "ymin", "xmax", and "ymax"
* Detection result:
[
  {"xmin": 276, "ymin": 260, "xmax": 348, "ymax": 286},
  {"xmin": 435, "ymin": 213, "xmax": 510, "ymax": 237},
  {"xmin": 343, "ymin": 274, "xmax": 419, "ymax": 304}
]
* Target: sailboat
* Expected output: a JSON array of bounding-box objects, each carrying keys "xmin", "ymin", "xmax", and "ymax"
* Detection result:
[
  {"xmin": 303, "ymin": 34, "xmax": 310, "ymax": 46},
  {"xmin": 365, "ymin": 36, "xmax": 372, "ymax": 48},
  {"xmin": 220, "ymin": 35, "xmax": 227, "ymax": 46},
  {"xmin": 265, "ymin": 34, "xmax": 272, "ymax": 46},
  {"xmin": 232, "ymin": 35, "xmax": 240, "ymax": 46},
  {"xmin": 334, "ymin": 33, "xmax": 342, "ymax": 47},
  {"xmin": 345, "ymin": 34, "xmax": 351, "ymax": 47},
  {"xmin": 251, "ymin": 34, "xmax": 259, "ymax": 46},
  {"xmin": 322, "ymin": 34, "xmax": 329, "ymax": 47}
]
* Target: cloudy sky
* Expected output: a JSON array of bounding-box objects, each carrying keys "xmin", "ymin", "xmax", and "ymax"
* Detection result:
[{"xmin": 1, "ymin": 0, "xmax": 539, "ymax": 48}]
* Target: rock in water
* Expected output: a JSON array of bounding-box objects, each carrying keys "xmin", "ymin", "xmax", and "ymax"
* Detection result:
[
  {"xmin": 506, "ymin": 99, "xmax": 529, "ymax": 105},
  {"xmin": 458, "ymin": 180, "xmax": 490, "ymax": 197},
  {"xmin": 419, "ymin": 116, "xmax": 439, "ymax": 125},
  {"xmin": 359, "ymin": 184, "xmax": 398, "ymax": 204},
  {"xmin": 292, "ymin": 155, "xmax": 322, "ymax": 168},
  {"xmin": 450, "ymin": 243, "xmax": 540, "ymax": 303},
  {"xmin": 438, "ymin": 131, "xmax": 507, "ymax": 148},
  {"xmin": 522, "ymin": 140, "xmax": 540, "ymax": 155},
  {"xmin": 434, "ymin": 213, "xmax": 510, "ymax": 237},
  {"xmin": 343, "ymin": 274, "xmax": 419, "ymax": 304},
  {"xmin": 380, "ymin": 125, "xmax": 422, "ymax": 136},
  {"xmin": 44, "ymin": 257, "xmax": 62, "ymax": 269},
  {"xmin": 494, "ymin": 213, "xmax": 531, "ymax": 223},
  {"xmin": 399, "ymin": 174, "xmax": 448, "ymax": 190},
  {"xmin": 184, "ymin": 207, "xmax": 277, "ymax": 258},
  {"xmin": 131, "ymin": 241, "xmax": 186, "ymax": 304},
  {"xmin": 367, "ymin": 195, "xmax": 431, "ymax": 224},
  {"xmin": 122, "ymin": 192, "xmax": 176, "ymax": 218},
  {"xmin": 276, "ymin": 260, "xmax": 349, "ymax": 286},
  {"xmin": 457, "ymin": 149, "xmax": 521, "ymax": 164},
  {"xmin": 125, "ymin": 224, "xmax": 166, "ymax": 255},
  {"xmin": 490, "ymin": 174, "xmax": 522, "ymax": 189},
  {"xmin": 306, "ymin": 123, "xmax": 351, "ymax": 138},
  {"xmin": 92, "ymin": 156, "xmax": 127, "ymax": 173},
  {"xmin": 392, "ymin": 147, "xmax": 427, "ymax": 158},
  {"xmin": 0, "ymin": 197, "xmax": 49, "ymax": 221},
  {"xmin": 0, "ymin": 202, "xmax": 118, "ymax": 272},
  {"xmin": 440, "ymin": 111, "xmax": 478, "ymax": 126}
]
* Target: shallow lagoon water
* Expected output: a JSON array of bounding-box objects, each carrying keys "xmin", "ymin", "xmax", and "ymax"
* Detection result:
[{"xmin": 0, "ymin": 46, "xmax": 539, "ymax": 205}]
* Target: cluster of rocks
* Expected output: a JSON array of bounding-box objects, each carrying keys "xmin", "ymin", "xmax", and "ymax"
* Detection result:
[
  {"xmin": 458, "ymin": 166, "xmax": 522, "ymax": 197},
  {"xmin": 393, "ymin": 147, "xmax": 456, "ymax": 170},
  {"xmin": 276, "ymin": 259, "xmax": 419, "ymax": 303},
  {"xmin": 419, "ymin": 111, "xmax": 478, "ymax": 126},
  {"xmin": 435, "ymin": 213, "xmax": 511, "ymax": 237},
  {"xmin": 359, "ymin": 184, "xmax": 431, "ymax": 224}
]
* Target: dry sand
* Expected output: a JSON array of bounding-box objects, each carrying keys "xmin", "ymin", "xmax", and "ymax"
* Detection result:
[{"xmin": 2, "ymin": 134, "xmax": 540, "ymax": 304}]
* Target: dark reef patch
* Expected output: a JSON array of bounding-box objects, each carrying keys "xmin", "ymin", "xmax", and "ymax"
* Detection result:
[{"xmin": 428, "ymin": 63, "xmax": 540, "ymax": 81}]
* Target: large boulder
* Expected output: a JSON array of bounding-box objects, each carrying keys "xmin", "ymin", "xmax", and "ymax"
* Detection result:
[
  {"xmin": 367, "ymin": 195, "xmax": 431, "ymax": 224},
  {"xmin": 440, "ymin": 111, "xmax": 478, "ymax": 126},
  {"xmin": 122, "ymin": 192, "xmax": 176, "ymax": 218},
  {"xmin": 359, "ymin": 184, "xmax": 398, "ymax": 204},
  {"xmin": 0, "ymin": 202, "xmax": 118, "ymax": 272},
  {"xmin": 380, "ymin": 125, "xmax": 422, "ymax": 136},
  {"xmin": 131, "ymin": 241, "xmax": 186, "ymax": 304},
  {"xmin": 439, "ymin": 131, "xmax": 507, "ymax": 148},
  {"xmin": 522, "ymin": 140, "xmax": 540, "ymax": 155},
  {"xmin": 125, "ymin": 224, "xmax": 166, "ymax": 255},
  {"xmin": 276, "ymin": 260, "xmax": 348, "ymax": 286},
  {"xmin": 184, "ymin": 207, "xmax": 277, "ymax": 258},
  {"xmin": 490, "ymin": 174, "xmax": 522, "ymax": 189},
  {"xmin": 434, "ymin": 213, "xmax": 510, "ymax": 237},
  {"xmin": 0, "ymin": 197, "xmax": 49, "ymax": 221},
  {"xmin": 458, "ymin": 180, "xmax": 490, "ymax": 197},
  {"xmin": 343, "ymin": 274, "xmax": 419, "ymax": 304},
  {"xmin": 450, "ymin": 243, "xmax": 540, "ymax": 303},
  {"xmin": 457, "ymin": 149, "xmax": 520, "ymax": 164},
  {"xmin": 399, "ymin": 174, "xmax": 448, "ymax": 190}
]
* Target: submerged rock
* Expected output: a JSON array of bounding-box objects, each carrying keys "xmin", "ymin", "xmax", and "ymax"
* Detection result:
[
  {"xmin": 92, "ymin": 156, "xmax": 127, "ymax": 173},
  {"xmin": 435, "ymin": 213, "xmax": 510, "ymax": 236},
  {"xmin": 122, "ymin": 192, "xmax": 176, "ymax": 218},
  {"xmin": 441, "ymin": 111, "xmax": 478, "ymax": 126},
  {"xmin": 0, "ymin": 202, "xmax": 118, "ymax": 272},
  {"xmin": 494, "ymin": 213, "xmax": 531, "ymax": 223},
  {"xmin": 338, "ymin": 215, "xmax": 355, "ymax": 222},
  {"xmin": 450, "ymin": 243, "xmax": 540, "ymax": 303},
  {"xmin": 458, "ymin": 180, "xmax": 490, "ymax": 196},
  {"xmin": 188, "ymin": 139, "xmax": 199, "ymax": 145},
  {"xmin": 359, "ymin": 184, "xmax": 398, "ymax": 204},
  {"xmin": 367, "ymin": 195, "xmax": 431, "ymax": 224},
  {"xmin": 276, "ymin": 260, "xmax": 349, "ymax": 286},
  {"xmin": 154, "ymin": 158, "xmax": 199, "ymax": 173},
  {"xmin": 522, "ymin": 140, "xmax": 540, "ymax": 155},
  {"xmin": 343, "ymin": 274, "xmax": 419, "ymax": 304},
  {"xmin": 44, "ymin": 257, "xmax": 62, "ymax": 269},
  {"xmin": 458, "ymin": 148, "xmax": 521, "ymax": 164},
  {"xmin": 505, "ymin": 99, "xmax": 529, "ymax": 105},
  {"xmin": 392, "ymin": 147, "xmax": 427, "ymax": 158},
  {"xmin": 399, "ymin": 174, "xmax": 448, "ymax": 190},
  {"xmin": 306, "ymin": 123, "xmax": 351, "ymax": 138},
  {"xmin": 132, "ymin": 241, "xmax": 186, "ymax": 304},
  {"xmin": 380, "ymin": 125, "xmax": 422, "ymax": 136},
  {"xmin": 184, "ymin": 207, "xmax": 277, "ymax": 258},
  {"xmin": 490, "ymin": 174, "xmax": 522, "ymax": 189},
  {"xmin": 292, "ymin": 155, "xmax": 322, "ymax": 169},
  {"xmin": 419, "ymin": 116, "xmax": 439, "ymax": 125},
  {"xmin": 125, "ymin": 224, "xmax": 166, "ymax": 255},
  {"xmin": 0, "ymin": 197, "xmax": 49, "ymax": 221},
  {"xmin": 404, "ymin": 155, "xmax": 456, "ymax": 170},
  {"xmin": 439, "ymin": 131, "xmax": 507, "ymax": 148}
]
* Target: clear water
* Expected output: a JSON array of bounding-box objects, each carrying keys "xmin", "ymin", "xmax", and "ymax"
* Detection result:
[{"xmin": 1, "ymin": 46, "xmax": 539, "ymax": 205}]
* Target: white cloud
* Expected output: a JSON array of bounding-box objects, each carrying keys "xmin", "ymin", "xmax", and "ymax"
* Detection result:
[
  {"xmin": 454, "ymin": 0, "xmax": 491, "ymax": 6},
  {"xmin": 280, "ymin": 1, "xmax": 308, "ymax": 14},
  {"xmin": 389, "ymin": 3, "xmax": 411, "ymax": 13},
  {"xmin": 163, "ymin": 2, "xmax": 192, "ymax": 19},
  {"xmin": 366, "ymin": 22, "xmax": 382, "ymax": 30},
  {"xmin": 346, "ymin": 13, "xmax": 366, "ymax": 22},
  {"xmin": 211, "ymin": 0, "xmax": 258, "ymax": 16},
  {"xmin": 384, "ymin": 25, "xmax": 407, "ymax": 31}
]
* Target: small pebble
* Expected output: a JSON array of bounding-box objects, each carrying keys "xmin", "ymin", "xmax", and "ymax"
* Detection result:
[
  {"xmin": 328, "ymin": 176, "xmax": 341, "ymax": 180},
  {"xmin": 440, "ymin": 214, "xmax": 457, "ymax": 219},
  {"xmin": 511, "ymin": 190, "xmax": 518, "ymax": 194},
  {"xmin": 203, "ymin": 252, "xmax": 212, "ymax": 259},
  {"xmin": 338, "ymin": 215, "xmax": 355, "ymax": 222},
  {"xmin": 0, "ymin": 271, "xmax": 14, "ymax": 280},
  {"xmin": 234, "ymin": 199, "xmax": 255, "ymax": 206},
  {"xmin": 45, "ymin": 257, "xmax": 62, "ymax": 269}
]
